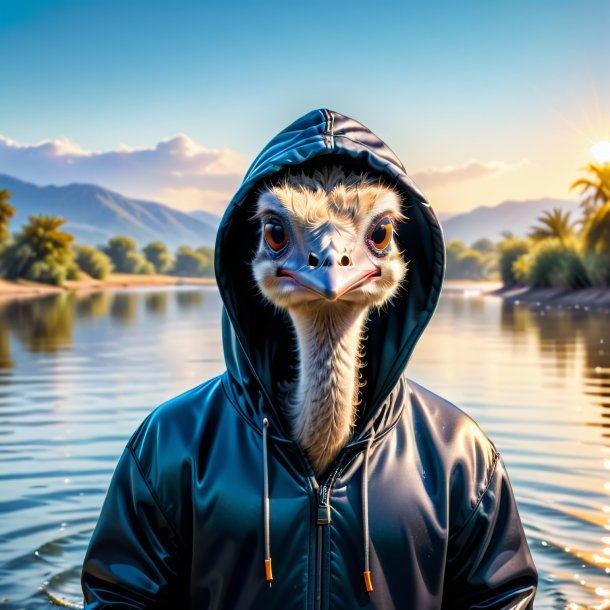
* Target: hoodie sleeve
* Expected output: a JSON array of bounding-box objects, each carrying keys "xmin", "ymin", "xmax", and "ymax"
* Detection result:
[
  {"xmin": 442, "ymin": 453, "xmax": 538, "ymax": 610},
  {"xmin": 81, "ymin": 445, "xmax": 187, "ymax": 609}
]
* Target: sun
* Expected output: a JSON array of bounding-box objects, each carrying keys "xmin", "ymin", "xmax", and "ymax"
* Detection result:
[{"xmin": 591, "ymin": 141, "xmax": 610, "ymax": 163}]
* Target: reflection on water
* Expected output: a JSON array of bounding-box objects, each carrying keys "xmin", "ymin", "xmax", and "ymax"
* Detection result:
[
  {"xmin": 0, "ymin": 287, "xmax": 224, "ymax": 609},
  {"xmin": 0, "ymin": 284, "xmax": 608, "ymax": 608},
  {"xmin": 144, "ymin": 291, "xmax": 168, "ymax": 315},
  {"xmin": 410, "ymin": 292, "xmax": 610, "ymax": 609}
]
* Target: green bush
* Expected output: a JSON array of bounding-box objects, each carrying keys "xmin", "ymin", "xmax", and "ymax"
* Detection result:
[
  {"xmin": 143, "ymin": 241, "xmax": 173, "ymax": 274},
  {"xmin": 102, "ymin": 237, "xmax": 153, "ymax": 274},
  {"xmin": 445, "ymin": 241, "xmax": 466, "ymax": 275},
  {"xmin": 497, "ymin": 237, "xmax": 530, "ymax": 286},
  {"xmin": 127, "ymin": 251, "xmax": 154, "ymax": 275},
  {"xmin": 195, "ymin": 246, "xmax": 215, "ymax": 278},
  {"xmin": 173, "ymin": 246, "xmax": 208, "ymax": 277},
  {"xmin": 470, "ymin": 238, "xmax": 496, "ymax": 253},
  {"xmin": 26, "ymin": 260, "xmax": 69, "ymax": 285},
  {"xmin": 445, "ymin": 240, "xmax": 493, "ymax": 280},
  {"xmin": 513, "ymin": 238, "xmax": 590, "ymax": 290},
  {"xmin": 0, "ymin": 189, "xmax": 16, "ymax": 244},
  {"xmin": 583, "ymin": 250, "xmax": 610, "ymax": 287},
  {"xmin": 74, "ymin": 244, "xmax": 113, "ymax": 279},
  {"xmin": 0, "ymin": 215, "xmax": 77, "ymax": 285}
]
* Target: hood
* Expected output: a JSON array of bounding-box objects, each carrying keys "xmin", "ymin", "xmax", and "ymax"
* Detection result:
[{"xmin": 214, "ymin": 108, "xmax": 445, "ymax": 439}]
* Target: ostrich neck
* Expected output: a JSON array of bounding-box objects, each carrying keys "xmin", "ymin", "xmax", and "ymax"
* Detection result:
[{"xmin": 286, "ymin": 303, "xmax": 368, "ymax": 476}]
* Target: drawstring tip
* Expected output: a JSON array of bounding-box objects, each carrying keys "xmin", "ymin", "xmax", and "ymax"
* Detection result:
[
  {"xmin": 265, "ymin": 558, "xmax": 273, "ymax": 586},
  {"xmin": 363, "ymin": 570, "xmax": 373, "ymax": 593}
]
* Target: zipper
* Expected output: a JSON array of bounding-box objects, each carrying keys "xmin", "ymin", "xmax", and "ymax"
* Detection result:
[
  {"xmin": 313, "ymin": 461, "xmax": 346, "ymax": 610},
  {"xmin": 314, "ymin": 482, "xmax": 327, "ymax": 610},
  {"xmin": 314, "ymin": 519, "xmax": 324, "ymax": 610}
]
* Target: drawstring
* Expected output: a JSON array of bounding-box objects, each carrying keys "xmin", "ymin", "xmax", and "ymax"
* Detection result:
[
  {"xmin": 262, "ymin": 418, "xmax": 273, "ymax": 586},
  {"xmin": 262, "ymin": 417, "xmax": 376, "ymax": 593},
  {"xmin": 362, "ymin": 431, "xmax": 375, "ymax": 593}
]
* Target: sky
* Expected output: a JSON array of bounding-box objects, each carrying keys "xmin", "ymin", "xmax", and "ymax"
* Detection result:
[{"xmin": 0, "ymin": 0, "xmax": 609, "ymax": 217}]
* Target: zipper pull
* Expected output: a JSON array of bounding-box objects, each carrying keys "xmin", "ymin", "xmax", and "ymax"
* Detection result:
[{"xmin": 316, "ymin": 484, "xmax": 331, "ymax": 525}]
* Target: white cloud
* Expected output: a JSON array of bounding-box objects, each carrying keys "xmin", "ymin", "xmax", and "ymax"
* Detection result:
[
  {"xmin": 411, "ymin": 158, "xmax": 531, "ymax": 190},
  {"xmin": 0, "ymin": 133, "xmax": 248, "ymax": 214},
  {"xmin": 0, "ymin": 135, "xmax": 532, "ymax": 216}
]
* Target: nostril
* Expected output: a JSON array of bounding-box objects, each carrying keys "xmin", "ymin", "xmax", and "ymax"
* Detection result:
[
  {"xmin": 339, "ymin": 254, "xmax": 351, "ymax": 267},
  {"xmin": 308, "ymin": 252, "xmax": 319, "ymax": 267}
]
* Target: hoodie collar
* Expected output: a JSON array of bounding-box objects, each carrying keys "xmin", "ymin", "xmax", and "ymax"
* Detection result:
[{"xmin": 215, "ymin": 109, "xmax": 445, "ymax": 443}]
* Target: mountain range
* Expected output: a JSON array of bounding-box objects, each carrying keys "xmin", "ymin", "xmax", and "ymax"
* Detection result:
[
  {"xmin": 0, "ymin": 174, "xmax": 221, "ymax": 250},
  {"xmin": 0, "ymin": 173, "xmax": 581, "ymax": 250},
  {"xmin": 440, "ymin": 197, "xmax": 580, "ymax": 245}
]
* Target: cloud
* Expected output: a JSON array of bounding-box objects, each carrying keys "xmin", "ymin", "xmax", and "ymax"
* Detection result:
[
  {"xmin": 411, "ymin": 159, "xmax": 531, "ymax": 190},
  {"xmin": 0, "ymin": 135, "xmax": 532, "ymax": 215},
  {"xmin": 0, "ymin": 133, "xmax": 248, "ymax": 215}
]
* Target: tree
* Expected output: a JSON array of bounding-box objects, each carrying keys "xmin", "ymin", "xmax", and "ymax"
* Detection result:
[
  {"xmin": 444, "ymin": 241, "xmax": 488, "ymax": 280},
  {"xmin": 497, "ymin": 237, "xmax": 530, "ymax": 286},
  {"xmin": 470, "ymin": 238, "xmax": 495, "ymax": 253},
  {"xmin": 74, "ymin": 244, "xmax": 113, "ymax": 279},
  {"xmin": 102, "ymin": 236, "xmax": 153, "ymax": 274},
  {"xmin": 512, "ymin": 238, "xmax": 590, "ymax": 290},
  {"xmin": 195, "ymin": 246, "xmax": 215, "ymax": 277},
  {"xmin": 143, "ymin": 241, "xmax": 173, "ymax": 274},
  {"xmin": 456, "ymin": 250, "xmax": 486, "ymax": 280},
  {"xmin": 173, "ymin": 246, "xmax": 208, "ymax": 277},
  {"xmin": 528, "ymin": 208, "xmax": 575, "ymax": 243},
  {"xmin": 0, "ymin": 189, "xmax": 16, "ymax": 243},
  {"xmin": 570, "ymin": 162, "xmax": 610, "ymax": 221},
  {"xmin": 445, "ymin": 240, "xmax": 465, "ymax": 279},
  {"xmin": 1, "ymin": 215, "xmax": 78, "ymax": 285}
]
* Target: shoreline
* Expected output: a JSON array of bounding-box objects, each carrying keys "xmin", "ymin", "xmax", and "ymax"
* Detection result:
[
  {"xmin": 2, "ymin": 276, "xmax": 609, "ymax": 311},
  {"xmin": 488, "ymin": 285, "xmax": 610, "ymax": 310},
  {"xmin": 0, "ymin": 274, "xmax": 216, "ymax": 301}
]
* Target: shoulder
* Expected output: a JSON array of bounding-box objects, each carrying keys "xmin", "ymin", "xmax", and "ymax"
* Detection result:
[
  {"xmin": 129, "ymin": 373, "xmax": 226, "ymax": 462},
  {"xmin": 124, "ymin": 374, "xmax": 228, "ymax": 516},
  {"xmin": 406, "ymin": 377, "xmax": 497, "ymax": 461},
  {"xmin": 405, "ymin": 377, "xmax": 499, "ymax": 526}
]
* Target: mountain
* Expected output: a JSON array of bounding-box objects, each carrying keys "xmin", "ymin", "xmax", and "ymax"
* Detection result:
[
  {"xmin": 0, "ymin": 173, "xmax": 583, "ymax": 251},
  {"xmin": 189, "ymin": 209, "xmax": 222, "ymax": 232},
  {"xmin": 0, "ymin": 174, "xmax": 217, "ymax": 250},
  {"xmin": 440, "ymin": 197, "xmax": 581, "ymax": 245}
]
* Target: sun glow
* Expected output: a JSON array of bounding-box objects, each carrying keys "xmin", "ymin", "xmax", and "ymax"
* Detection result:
[{"xmin": 591, "ymin": 141, "xmax": 610, "ymax": 163}]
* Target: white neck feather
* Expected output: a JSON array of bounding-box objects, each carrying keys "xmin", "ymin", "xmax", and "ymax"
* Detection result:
[{"xmin": 285, "ymin": 303, "xmax": 368, "ymax": 476}]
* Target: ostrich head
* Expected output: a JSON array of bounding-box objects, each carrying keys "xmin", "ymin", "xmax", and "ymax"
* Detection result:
[
  {"xmin": 251, "ymin": 166, "xmax": 407, "ymax": 315},
  {"xmin": 249, "ymin": 165, "xmax": 408, "ymax": 476}
]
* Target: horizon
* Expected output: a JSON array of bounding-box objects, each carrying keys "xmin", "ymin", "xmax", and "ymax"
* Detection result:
[
  {"xmin": 0, "ymin": 169, "xmax": 580, "ymax": 223},
  {"xmin": 1, "ymin": 1, "xmax": 609, "ymax": 217}
]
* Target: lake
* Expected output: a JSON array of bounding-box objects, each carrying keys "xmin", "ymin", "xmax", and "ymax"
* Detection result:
[{"xmin": 0, "ymin": 284, "xmax": 608, "ymax": 609}]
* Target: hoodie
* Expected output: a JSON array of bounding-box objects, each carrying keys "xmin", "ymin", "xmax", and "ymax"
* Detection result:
[{"xmin": 81, "ymin": 109, "xmax": 537, "ymax": 609}]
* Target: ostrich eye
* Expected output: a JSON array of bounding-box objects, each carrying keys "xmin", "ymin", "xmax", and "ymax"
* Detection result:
[
  {"xmin": 369, "ymin": 216, "xmax": 393, "ymax": 252},
  {"xmin": 264, "ymin": 218, "xmax": 288, "ymax": 251}
]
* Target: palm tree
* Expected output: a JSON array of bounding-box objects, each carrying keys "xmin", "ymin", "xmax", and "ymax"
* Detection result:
[
  {"xmin": 570, "ymin": 162, "xmax": 610, "ymax": 220},
  {"xmin": 0, "ymin": 189, "xmax": 16, "ymax": 243},
  {"xmin": 582, "ymin": 201, "xmax": 610, "ymax": 255},
  {"xmin": 528, "ymin": 208, "xmax": 575, "ymax": 243}
]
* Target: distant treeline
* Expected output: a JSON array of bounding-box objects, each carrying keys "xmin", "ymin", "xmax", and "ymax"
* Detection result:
[
  {"xmin": 1, "ymin": 160, "xmax": 609, "ymax": 289},
  {"xmin": 497, "ymin": 162, "xmax": 610, "ymax": 290},
  {"xmin": 446, "ymin": 161, "xmax": 610, "ymax": 288},
  {"xmin": 0, "ymin": 190, "xmax": 214, "ymax": 285}
]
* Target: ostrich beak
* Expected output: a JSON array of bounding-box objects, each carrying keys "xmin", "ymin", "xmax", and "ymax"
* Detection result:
[{"xmin": 279, "ymin": 264, "xmax": 380, "ymax": 301}]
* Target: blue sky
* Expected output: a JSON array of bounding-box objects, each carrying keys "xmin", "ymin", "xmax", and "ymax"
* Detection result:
[{"xmin": 1, "ymin": 0, "xmax": 609, "ymax": 215}]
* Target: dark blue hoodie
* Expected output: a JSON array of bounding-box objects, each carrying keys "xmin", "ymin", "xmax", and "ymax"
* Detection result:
[{"xmin": 81, "ymin": 109, "xmax": 537, "ymax": 609}]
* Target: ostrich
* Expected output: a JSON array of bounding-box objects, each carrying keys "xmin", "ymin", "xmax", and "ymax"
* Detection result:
[{"xmin": 251, "ymin": 166, "xmax": 408, "ymax": 476}]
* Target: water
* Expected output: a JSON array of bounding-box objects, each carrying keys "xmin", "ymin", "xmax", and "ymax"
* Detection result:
[{"xmin": 0, "ymin": 283, "xmax": 608, "ymax": 609}]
